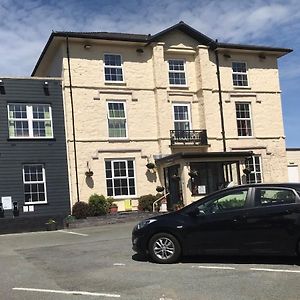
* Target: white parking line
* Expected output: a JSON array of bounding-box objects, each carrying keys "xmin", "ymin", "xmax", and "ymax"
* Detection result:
[
  {"xmin": 13, "ymin": 287, "xmax": 120, "ymax": 298},
  {"xmin": 192, "ymin": 265, "xmax": 236, "ymax": 270},
  {"xmin": 113, "ymin": 263, "xmax": 126, "ymax": 266},
  {"xmin": 250, "ymin": 268, "xmax": 300, "ymax": 274},
  {"xmin": 58, "ymin": 230, "xmax": 89, "ymax": 236}
]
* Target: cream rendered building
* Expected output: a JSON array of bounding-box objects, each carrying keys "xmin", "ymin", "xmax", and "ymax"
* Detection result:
[
  {"xmin": 287, "ymin": 149, "xmax": 300, "ymax": 182},
  {"xmin": 32, "ymin": 22, "xmax": 292, "ymax": 210}
]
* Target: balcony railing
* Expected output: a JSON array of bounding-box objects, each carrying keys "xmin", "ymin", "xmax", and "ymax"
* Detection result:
[{"xmin": 170, "ymin": 129, "xmax": 208, "ymax": 146}]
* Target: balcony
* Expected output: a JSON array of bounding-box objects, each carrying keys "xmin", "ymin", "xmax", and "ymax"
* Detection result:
[{"xmin": 170, "ymin": 129, "xmax": 208, "ymax": 146}]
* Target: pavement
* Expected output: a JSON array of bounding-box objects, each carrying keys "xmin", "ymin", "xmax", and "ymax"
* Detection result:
[{"xmin": 0, "ymin": 221, "xmax": 299, "ymax": 300}]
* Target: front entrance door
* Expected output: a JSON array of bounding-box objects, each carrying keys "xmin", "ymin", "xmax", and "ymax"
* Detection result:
[{"xmin": 164, "ymin": 165, "xmax": 181, "ymax": 210}]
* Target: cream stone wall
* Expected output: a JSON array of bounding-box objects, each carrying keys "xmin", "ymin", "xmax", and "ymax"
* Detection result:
[
  {"xmin": 287, "ymin": 149, "xmax": 300, "ymax": 182},
  {"xmin": 35, "ymin": 31, "xmax": 289, "ymax": 206}
]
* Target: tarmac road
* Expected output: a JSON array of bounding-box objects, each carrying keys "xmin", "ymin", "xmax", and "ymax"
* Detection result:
[{"xmin": 0, "ymin": 221, "xmax": 299, "ymax": 300}]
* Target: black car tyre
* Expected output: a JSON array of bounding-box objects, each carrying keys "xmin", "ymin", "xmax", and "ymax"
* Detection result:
[{"xmin": 148, "ymin": 233, "xmax": 181, "ymax": 264}]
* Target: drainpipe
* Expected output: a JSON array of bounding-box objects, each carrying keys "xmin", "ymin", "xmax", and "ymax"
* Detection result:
[
  {"xmin": 212, "ymin": 39, "xmax": 226, "ymax": 152},
  {"xmin": 66, "ymin": 36, "xmax": 80, "ymax": 202}
]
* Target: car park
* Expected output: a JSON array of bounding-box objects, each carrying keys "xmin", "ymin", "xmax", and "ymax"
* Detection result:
[{"xmin": 132, "ymin": 183, "xmax": 300, "ymax": 263}]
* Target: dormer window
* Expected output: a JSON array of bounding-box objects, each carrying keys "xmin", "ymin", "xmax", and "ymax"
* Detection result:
[
  {"xmin": 168, "ymin": 60, "xmax": 186, "ymax": 85},
  {"xmin": 104, "ymin": 54, "xmax": 123, "ymax": 82},
  {"xmin": 232, "ymin": 62, "xmax": 248, "ymax": 87}
]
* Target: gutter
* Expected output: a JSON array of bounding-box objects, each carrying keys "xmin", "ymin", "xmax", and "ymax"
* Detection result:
[
  {"xmin": 66, "ymin": 36, "xmax": 80, "ymax": 203},
  {"xmin": 209, "ymin": 40, "xmax": 227, "ymax": 152}
]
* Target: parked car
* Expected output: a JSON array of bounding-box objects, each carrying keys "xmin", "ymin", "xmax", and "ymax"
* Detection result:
[{"xmin": 132, "ymin": 183, "xmax": 300, "ymax": 263}]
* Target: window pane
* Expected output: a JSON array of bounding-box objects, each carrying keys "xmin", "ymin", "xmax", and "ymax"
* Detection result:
[
  {"xmin": 198, "ymin": 190, "xmax": 247, "ymax": 213},
  {"xmin": 232, "ymin": 62, "xmax": 248, "ymax": 86},
  {"xmin": 258, "ymin": 189, "xmax": 296, "ymax": 206},
  {"xmin": 236, "ymin": 103, "xmax": 252, "ymax": 136},
  {"xmin": 169, "ymin": 60, "xmax": 186, "ymax": 85},
  {"xmin": 104, "ymin": 55, "xmax": 123, "ymax": 81},
  {"xmin": 105, "ymin": 159, "xmax": 136, "ymax": 197},
  {"xmin": 23, "ymin": 165, "xmax": 46, "ymax": 203}
]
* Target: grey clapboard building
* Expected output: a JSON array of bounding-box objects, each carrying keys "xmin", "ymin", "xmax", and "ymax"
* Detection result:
[{"xmin": 0, "ymin": 77, "xmax": 70, "ymax": 233}]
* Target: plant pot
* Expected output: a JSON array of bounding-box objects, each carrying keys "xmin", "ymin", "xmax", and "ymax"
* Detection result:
[
  {"xmin": 156, "ymin": 186, "xmax": 165, "ymax": 193},
  {"xmin": 188, "ymin": 171, "xmax": 198, "ymax": 178},
  {"xmin": 243, "ymin": 168, "xmax": 251, "ymax": 175},
  {"xmin": 46, "ymin": 223, "xmax": 57, "ymax": 231},
  {"xmin": 146, "ymin": 163, "xmax": 156, "ymax": 169},
  {"xmin": 85, "ymin": 170, "xmax": 94, "ymax": 177},
  {"xmin": 109, "ymin": 206, "xmax": 118, "ymax": 214}
]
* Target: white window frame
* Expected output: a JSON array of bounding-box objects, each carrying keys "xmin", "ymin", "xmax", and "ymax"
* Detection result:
[
  {"xmin": 235, "ymin": 102, "xmax": 253, "ymax": 137},
  {"xmin": 105, "ymin": 159, "xmax": 136, "ymax": 199},
  {"xmin": 172, "ymin": 103, "xmax": 192, "ymax": 131},
  {"xmin": 245, "ymin": 155, "xmax": 263, "ymax": 184},
  {"xmin": 23, "ymin": 164, "xmax": 47, "ymax": 205},
  {"xmin": 106, "ymin": 100, "xmax": 128, "ymax": 139},
  {"xmin": 168, "ymin": 59, "xmax": 187, "ymax": 86},
  {"xmin": 7, "ymin": 103, "xmax": 53, "ymax": 139},
  {"xmin": 232, "ymin": 61, "xmax": 249, "ymax": 87},
  {"xmin": 103, "ymin": 53, "xmax": 124, "ymax": 83}
]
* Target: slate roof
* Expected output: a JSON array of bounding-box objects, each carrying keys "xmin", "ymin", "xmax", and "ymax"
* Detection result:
[{"xmin": 31, "ymin": 21, "xmax": 292, "ymax": 76}]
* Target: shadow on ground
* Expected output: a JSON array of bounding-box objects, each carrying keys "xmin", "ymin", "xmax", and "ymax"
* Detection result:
[{"xmin": 132, "ymin": 253, "xmax": 300, "ymax": 266}]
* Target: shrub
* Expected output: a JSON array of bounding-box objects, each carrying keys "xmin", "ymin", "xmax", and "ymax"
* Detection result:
[
  {"xmin": 88, "ymin": 194, "xmax": 109, "ymax": 216},
  {"xmin": 72, "ymin": 201, "xmax": 91, "ymax": 219},
  {"xmin": 138, "ymin": 194, "xmax": 158, "ymax": 212}
]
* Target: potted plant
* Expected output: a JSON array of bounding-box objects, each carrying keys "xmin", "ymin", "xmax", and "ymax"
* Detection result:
[
  {"xmin": 146, "ymin": 162, "xmax": 156, "ymax": 169},
  {"xmin": 156, "ymin": 186, "xmax": 165, "ymax": 193},
  {"xmin": 243, "ymin": 168, "xmax": 251, "ymax": 175},
  {"xmin": 85, "ymin": 170, "xmax": 94, "ymax": 177},
  {"xmin": 188, "ymin": 170, "xmax": 198, "ymax": 178},
  {"xmin": 109, "ymin": 203, "xmax": 118, "ymax": 214},
  {"xmin": 45, "ymin": 219, "xmax": 57, "ymax": 231}
]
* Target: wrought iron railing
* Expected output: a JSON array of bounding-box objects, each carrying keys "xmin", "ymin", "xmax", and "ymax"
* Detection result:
[{"xmin": 170, "ymin": 129, "xmax": 208, "ymax": 145}]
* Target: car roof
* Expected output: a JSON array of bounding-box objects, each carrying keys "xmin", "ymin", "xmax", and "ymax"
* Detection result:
[{"xmin": 226, "ymin": 183, "xmax": 300, "ymax": 191}]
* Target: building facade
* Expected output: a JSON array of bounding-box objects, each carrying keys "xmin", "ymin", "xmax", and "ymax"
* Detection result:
[
  {"xmin": 32, "ymin": 22, "xmax": 291, "ymax": 210},
  {"xmin": 0, "ymin": 78, "xmax": 70, "ymax": 232},
  {"xmin": 287, "ymin": 148, "xmax": 300, "ymax": 182}
]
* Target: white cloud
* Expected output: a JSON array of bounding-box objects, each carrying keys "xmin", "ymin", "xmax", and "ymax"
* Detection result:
[
  {"xmin": 0, "ymin": 0, "xmax": 298, "ymax": 145},
  {"xmin": 0, "ymin": 0, "xmax": 299, "ymax": 77}
]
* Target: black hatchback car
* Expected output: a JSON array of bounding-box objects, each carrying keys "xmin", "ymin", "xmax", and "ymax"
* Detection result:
[{"xmin": 132, "ymin": 183, "xmax": 300, "ymax": 263}]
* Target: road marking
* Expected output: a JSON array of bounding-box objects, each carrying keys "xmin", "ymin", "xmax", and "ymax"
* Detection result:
[
  {"xmin": 192, "ymin": 265, "xmax": 236, "ymax": 270},
  {"xmin": 58, "ymin": 230, "xmax": 89, "ymax": 236},
  {"xmin": 250, "ymin": 268, "xmax": 300, "ymax": 274},
  {"xmin": 13, "ymin": 287, "xmax": 120, "ymax": 298},
  {"xmin": 113, "ymin": 263, "xmax": 126, "ymax": 266}
]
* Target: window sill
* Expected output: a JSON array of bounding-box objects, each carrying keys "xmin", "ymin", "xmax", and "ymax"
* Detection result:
[
  {"xmin": 24, "ymin": 202, "xmax": 47, "ymax": 205},
  {"xmin": 110, "ymin": 195, "xmax": 137, "ymax": 200},
  {"xmin": 169, "ymin": 85, "xmax": 189, "ymax": 90},
  {"xmin": 237, "ymin": 136, "xmax": 255, "ymax": 139},
  {"xmin": 7, "ymin": 138, "xmax": 56, "ymax": 141},
  {"xmin": 233, "ymin": 86, "xmax": 251, "ymax": 90},
  {"xmin": 104, "ymin": 81, "xmax": 126, "ymax": 86},
  {"xmin": 108, "ymin": 138, "xmax": 130, "ymax": 143}
]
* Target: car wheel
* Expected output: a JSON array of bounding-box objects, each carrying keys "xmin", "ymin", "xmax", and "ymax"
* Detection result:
[
  {"xmin": 297, "ymin": 240, "xmax": 300, "ymax": 256},
  {"xmin": 148, "ymin": 233, "xmax": 181, "ymax": 264}
]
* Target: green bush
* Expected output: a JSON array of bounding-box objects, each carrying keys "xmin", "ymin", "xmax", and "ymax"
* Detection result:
[
  {"xmin": 138, "ymin": 194, "xmax": 161, "ymax": 212},
  {"xmin": 72, "ymin": 201, "xmax": 91, "ymax": 219},
  {"xmin": 88, "ymin": 194, "xmax": 109, "ymax": 216}
]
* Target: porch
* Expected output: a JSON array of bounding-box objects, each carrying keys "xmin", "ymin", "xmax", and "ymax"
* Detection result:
[{"xmin": 155, "ymin": 151, "xmax": 253, "ymax": 210}]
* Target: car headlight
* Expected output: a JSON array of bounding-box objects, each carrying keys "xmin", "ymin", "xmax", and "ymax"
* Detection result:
[{"xmin": 137, "ymin": 219, "xmax": 157, "ymax": 230}]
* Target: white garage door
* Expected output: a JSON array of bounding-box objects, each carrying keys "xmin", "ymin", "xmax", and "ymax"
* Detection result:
[{"xmin": 288, "ymin": 165, "xmax": 299, "ymax": 182}]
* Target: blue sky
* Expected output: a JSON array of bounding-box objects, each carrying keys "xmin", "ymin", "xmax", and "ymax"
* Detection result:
[{"xmin": 0, "ymin": 0, "xmax": 299, "ymax": 147}]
